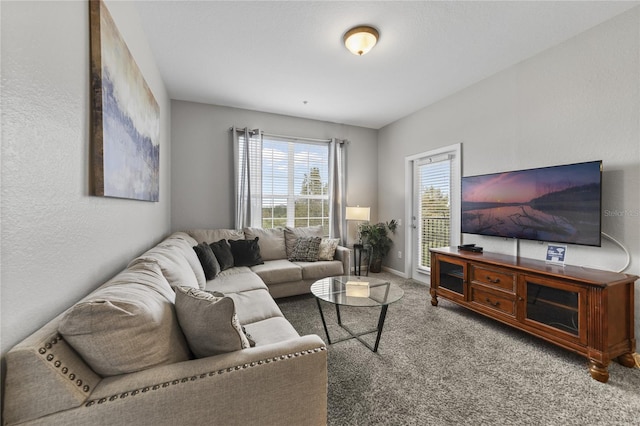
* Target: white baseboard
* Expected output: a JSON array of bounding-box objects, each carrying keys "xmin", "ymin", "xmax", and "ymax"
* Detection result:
[{"xmin": 381, "ymin": 266, "xmax": 408, "ymax": 278}]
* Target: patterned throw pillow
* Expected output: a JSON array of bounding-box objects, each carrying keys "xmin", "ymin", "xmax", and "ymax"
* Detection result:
[
  {"xmin": 174, "ymin": 286, "xmax": 250, "ymax": 358},
  {"xmin": 288, "ymin": 236, "xmax": 322, "ymax": 262},
  {"xmin": 318, "ymin": 238, "xmax": 340, "ymax": 261}
]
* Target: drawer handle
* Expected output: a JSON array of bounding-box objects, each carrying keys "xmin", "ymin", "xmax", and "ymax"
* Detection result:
[
  {"xmin": 485, "ymin": 297, "xmax": 500, "ymax": 307},
  {"xmin": 486, "ymin": 276, "xmax": 500, "ymax": 284}
]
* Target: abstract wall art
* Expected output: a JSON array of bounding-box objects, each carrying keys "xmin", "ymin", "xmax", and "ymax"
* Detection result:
[{"xmin": 90, "ymin": 0, "xmax": 159, "ymax": 201}]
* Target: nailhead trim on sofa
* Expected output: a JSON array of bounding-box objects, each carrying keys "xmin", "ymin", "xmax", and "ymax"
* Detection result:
[
  {"xmin": 83, "ymin": 346, "xmax": 327, "ymax": 408},
  {"xmin": 38, "ymin": 335, "xmax": 92, "ymax": 393}
]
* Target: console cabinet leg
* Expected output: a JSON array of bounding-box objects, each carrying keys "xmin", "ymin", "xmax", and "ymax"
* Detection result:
[
  {"xmin": 617, "ymin": 352, "xmax": 637, "ymax": 368},
  {"xmin": 589, "ymin": 360, "xmax": 610, "ymax": 383},
  {"xmin": 430, "ymin": 289, "xmax": 438, "ymax": 306}
]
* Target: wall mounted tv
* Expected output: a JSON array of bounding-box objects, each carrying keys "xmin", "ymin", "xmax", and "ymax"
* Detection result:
[{"xmin": 461, "ymin": 160, "xmax": 602, "ymax": 247}]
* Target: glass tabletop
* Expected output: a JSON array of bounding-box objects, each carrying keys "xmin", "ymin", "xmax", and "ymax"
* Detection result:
[{"xmin": 310, "ymin": 275, "xmax": 404, "ymax": 307}]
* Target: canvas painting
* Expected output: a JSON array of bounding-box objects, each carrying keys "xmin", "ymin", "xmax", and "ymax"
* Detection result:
[{"xmin": 90, "ymin": 0, "xmax": 159, "ymax": 201}]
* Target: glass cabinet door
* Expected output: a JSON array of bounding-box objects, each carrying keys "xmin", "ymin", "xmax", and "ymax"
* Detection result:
[
  {"xmin": 438, "ymin": 259, "xmax": 465, "ymax": 297},
  {"xmin": 521, "ymin": 275, "xmax": 587, "ymax": 344}
]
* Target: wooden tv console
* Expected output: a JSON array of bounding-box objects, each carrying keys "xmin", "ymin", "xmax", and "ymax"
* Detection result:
[{"xmin": 430, "ymin": 247, "xmax": 638, "ymax": 383}]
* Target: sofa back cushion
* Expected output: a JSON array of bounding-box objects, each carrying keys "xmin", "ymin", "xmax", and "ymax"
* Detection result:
[
  {"xmin": 284, "ymin": 225, "xmax": 324, "ymax": 257},
  {"xmin": 130, "ymin": 241, "xmax": 202, "ymax": 290},
  {"xmin": 244, "ymin": 227, "xmax": 287, "ymax": 261},
  {"xmin": 58, "ymin": 262, "xmax": 191, "ymax": 377},
  {"xmin": 187, "ymin": 229, "xmax": 245, "ymax": 245},
  {"xmin": 158, "ymin": 232, "xmax": 206, "ymax": 288}
]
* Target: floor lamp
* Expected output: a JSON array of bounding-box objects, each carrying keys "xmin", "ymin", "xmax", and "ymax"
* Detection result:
[{"xmin": 345, "ymin": 206, "xmax": 371, "ymax": 275}]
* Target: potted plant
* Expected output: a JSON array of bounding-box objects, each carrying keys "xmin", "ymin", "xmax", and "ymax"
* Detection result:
[{"xmin": 358, "ymin": 219, "xmax": 398, "ymax": 273}]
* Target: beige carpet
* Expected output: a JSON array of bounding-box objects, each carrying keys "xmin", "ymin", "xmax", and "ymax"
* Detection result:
[{"xmin": 276, "ymin": 272, "xmax": 640, "ymax": 425}]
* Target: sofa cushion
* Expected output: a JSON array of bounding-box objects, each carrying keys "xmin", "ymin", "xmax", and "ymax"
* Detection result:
[
  {"xmin": 193, "ymin": 242, "xmax": 221, "ymax": 280},
  {"xmin": 318, "ymin": 238, "xmax": 340, "ymax": 261},
  {"xmin": 251, "ymin": 259, "xmax": 303, "ymax": 285},
  {"xmin": 174, "ymin": 286, "xmax": 250, "ymax": 358},
  {"xmin": 226, "ymin": 288, "xmax": 284, "ymax": 325},
  {"xmin": 205, "ymin": 270, "xmax": 268, "ymax": 294},
  {"xmin": 289, "ymin": 236, "xmax": 322, "ymax": 262},
  {"xmin": 284, "ymin": 225, "xmax": 324, "ymax": 257},
  {"xmin": 210, "ymin": 239, "xmax": 234, "ymax": 271},
  {"xmin": 58, "ymin": 262, "xmax": 191, "ymax": 377},
  {"xmin": 229, "ymin": 237, "xmax": 264, "ymax": 267},
  {"xmin": 244, "ymin": 227, "xmax": 287, "ymax": 261},
  {"xmin": 242, "ymin": 317, "xmax": 300, "ymax": 346},
  {"xmin": 295, "ymin": 260, "xmax": 344, "ymax": 280},
  {"xmin": 187, "ymin": 229, "xmax": 244, "ymax": 244}
]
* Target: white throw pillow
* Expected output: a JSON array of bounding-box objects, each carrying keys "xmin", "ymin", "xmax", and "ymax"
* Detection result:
[{"xmin": 318, "ymin": 238, "xmax": 340, "ymax": 261}]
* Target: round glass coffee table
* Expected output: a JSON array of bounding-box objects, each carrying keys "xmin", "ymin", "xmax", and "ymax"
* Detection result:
[{"xmin": 310, "ymin": 275, "xmax": 404, "ymax": 352}]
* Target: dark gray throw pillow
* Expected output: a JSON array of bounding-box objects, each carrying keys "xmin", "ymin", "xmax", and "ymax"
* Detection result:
[
  {"xmin": 288, "ymin": 236, "xmax": 322, "ymax": 262},
  {"xmin": 229, "ymin": 237, "xmax": 264, "ymax": 267},
  {"xmin": 193, "ymin": 242, "xmax": 220, "ymax": 280},
  {"xmin": 209, "ymin": 239, "xmax": 234, "ymax": 271}
]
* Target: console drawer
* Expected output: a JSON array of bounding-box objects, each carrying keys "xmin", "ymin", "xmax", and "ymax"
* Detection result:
[
  {"xmin": 471, "ymin": 265, "xmax": 516, "ymax": 292},
  {"xmin": 470, "ymin": 286, "xmax": 515, "ymax": 316}
]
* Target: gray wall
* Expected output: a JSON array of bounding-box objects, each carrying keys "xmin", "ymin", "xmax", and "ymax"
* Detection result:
[
  {"xmin": 1, "ymin": 1, "xmax": 172, "ymax": 358},
  {"xmin": 171, "ymin": 101, "xmax": 379, "ymax": 235},
  {"xmin": 378, "ymin": 8, "xmax": 640, "ymax": 338}
]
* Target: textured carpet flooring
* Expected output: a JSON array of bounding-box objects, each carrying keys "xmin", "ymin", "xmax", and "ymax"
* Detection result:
[{"xmin": 276, "ymin": 272, "xmax": 640, "ymax": 425}]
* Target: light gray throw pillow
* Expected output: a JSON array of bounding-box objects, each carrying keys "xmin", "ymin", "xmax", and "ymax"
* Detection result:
[{"xmin": 174, "ymin": 286, "xmax": 250, "ymax": 358}]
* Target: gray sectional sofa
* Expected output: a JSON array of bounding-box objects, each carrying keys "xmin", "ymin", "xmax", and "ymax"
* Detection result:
[{"xmin": 3, "ymin": 226, "xmax": 348, "ymax": 426}]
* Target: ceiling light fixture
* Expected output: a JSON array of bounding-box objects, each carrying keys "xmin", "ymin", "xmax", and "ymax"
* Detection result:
[{"xmin": 343, "ymin": 25, "xmax": 379, "ymax": 56}]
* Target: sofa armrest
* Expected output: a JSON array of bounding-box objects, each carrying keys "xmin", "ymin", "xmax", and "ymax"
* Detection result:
[
  {"xmin": 36, "ymin": 335, "xmax": 327, "ymax": 426},
  {"xmin": 334, "ymin": 245, "xmax": 351, "ymax": 275}
]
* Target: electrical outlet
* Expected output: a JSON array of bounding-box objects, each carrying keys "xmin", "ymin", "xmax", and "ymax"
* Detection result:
[{"xmin": 397, "ymin": 250, "xmax": 402, "ymax": 259}]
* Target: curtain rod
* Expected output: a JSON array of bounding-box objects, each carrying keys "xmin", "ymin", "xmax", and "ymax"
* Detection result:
[{"xmin": 230, "ymin": 127, "xmax": 347, "ymax": 144}]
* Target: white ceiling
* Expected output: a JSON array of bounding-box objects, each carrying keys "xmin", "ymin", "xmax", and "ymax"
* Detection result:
[{"xmin": 135, "ymin": 1, "xmax": 638, "ymax": 129}]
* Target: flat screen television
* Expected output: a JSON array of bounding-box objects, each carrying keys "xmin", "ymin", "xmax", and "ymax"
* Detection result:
[{"xmin": 461, "ymin": 160, "xmax": 602, "ymax": 246}]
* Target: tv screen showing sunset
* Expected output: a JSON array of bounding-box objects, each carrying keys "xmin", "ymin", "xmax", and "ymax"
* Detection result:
[{"xmin": 461, "ymin": 161, "xmax": 602, "ymax": 246}]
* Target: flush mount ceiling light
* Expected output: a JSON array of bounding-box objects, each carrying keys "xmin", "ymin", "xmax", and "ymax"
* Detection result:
[{"xmin": 343, "ymin": 25, "xmax": 379, "ymax": 56}]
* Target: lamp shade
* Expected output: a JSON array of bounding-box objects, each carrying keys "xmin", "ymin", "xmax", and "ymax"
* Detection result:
[
  {"xmin": 343, "ymin": 26, "xmax": 379, "ymax": 56},
  {"xmin": 345, "ymin": 206, "xmax": 370, "ymax": 221}
]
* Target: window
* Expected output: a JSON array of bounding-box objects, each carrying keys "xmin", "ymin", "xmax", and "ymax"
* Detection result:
[
  {"xmin": 417, "ymin": 156, "xmax": 452, "ymax": 269},
  {"xmin": 239, "ymin": 134, "xmax": 330, "ymax": 234}
]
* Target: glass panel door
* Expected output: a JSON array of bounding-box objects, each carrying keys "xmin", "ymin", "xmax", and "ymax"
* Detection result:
[
  {"xmin": 438, "ymin": 259, "xmax": 465, "ymax": 296},
  {"xmin": 522, "ymin": 275, "xmax": 587, "ymax": 344}
]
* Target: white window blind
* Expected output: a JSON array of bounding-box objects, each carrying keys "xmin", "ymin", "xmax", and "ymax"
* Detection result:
[
  {"xmin": 261, "ymin": 137, "xmax": 330, "ymax": 233},
  {"xmin": 418, "ymin": 155, "xmax": 452, "ymax": 269}
]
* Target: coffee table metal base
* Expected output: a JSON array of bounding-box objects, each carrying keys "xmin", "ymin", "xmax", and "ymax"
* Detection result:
[{"xmin": 315, "ymin": 298, "xmax": 389, "ymax": 353}]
